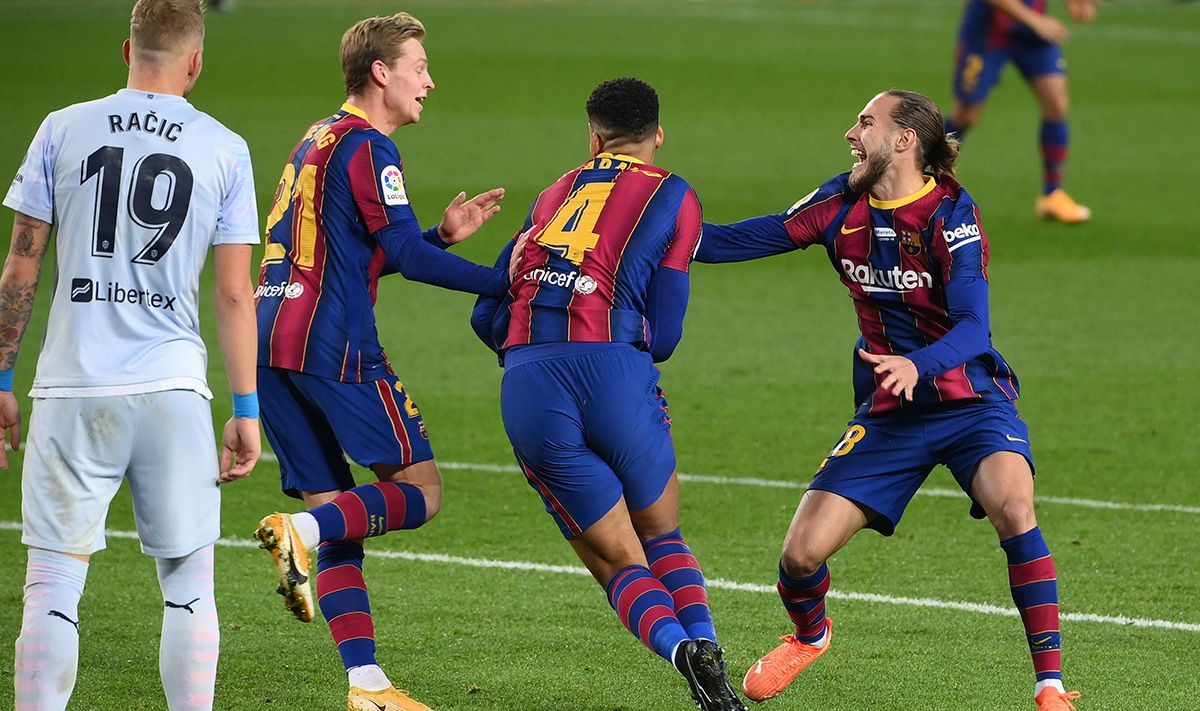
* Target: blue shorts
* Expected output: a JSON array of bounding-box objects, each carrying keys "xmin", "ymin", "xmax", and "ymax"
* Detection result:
[
  {"xmin": 258, "ymin": 366, "xmax": 434, "ymax": 498},
  {"xmin": 953, "ymin": 34, "xmax": 1065, "ymax": 105},
  {"xmin": 808, "ymin": 401, "xmax": 1034, "ymax": 536},
  {"xmin": 500, "ymin": 343, "xmax": 676, "ymax": 539}
]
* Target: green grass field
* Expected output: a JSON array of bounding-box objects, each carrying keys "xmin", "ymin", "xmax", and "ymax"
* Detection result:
[{"xmin": 1, "ymin": 1, "xmax": 1198, "ymax": 709}]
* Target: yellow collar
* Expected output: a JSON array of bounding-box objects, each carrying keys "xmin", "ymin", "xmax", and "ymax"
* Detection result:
[
  {"xmin": 341, "ymin": 102, "xmax": 369, "ymax": 121},
  {"xmin": 868, "ymin": 176, "xmax": 937, "ymax": 209}
]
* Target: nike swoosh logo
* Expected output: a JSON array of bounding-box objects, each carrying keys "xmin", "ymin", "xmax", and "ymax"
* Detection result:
[
  {"xmin": 1032, "ymin": 635, "xmax": 1054, "ymax": 645},
  {"xmin": 840, "ymin": 225, "xmax": 867, "ymax": 235},
  {"xmin": 1005, "ymin": 434, "xmax": 1028, "ymax": 443}
]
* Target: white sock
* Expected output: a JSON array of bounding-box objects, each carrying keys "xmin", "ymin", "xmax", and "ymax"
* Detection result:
[
  {"xmin": 1035, "ymin": 679, "xmax": 1065, "ymax": 695},
  {"xmin": 348, "ymin": 664, "xmax": 391, "ymax": 692},
  {"xmin": 15, "ymin": 548, "xmax": 89, "ymax": 711},
  {"xmin": 805, "ymin": 629, "xmax": 829, "ymax": 648},
  {"xmin": 157, "ymin": 545, "xmax": 219, "ymax": 711},
  {"xmin": 290, "ymin": 511, "xmax": 321, "ymax": 550}
]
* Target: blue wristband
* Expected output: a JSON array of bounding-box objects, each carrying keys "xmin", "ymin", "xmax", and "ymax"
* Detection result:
[
  {"xmin": 232, "ymin": 391, "xmax": 259, "ymax": 419},
  {"xmin": 0, "ymin": 369, "xmax": 13, "ymax": 392}
]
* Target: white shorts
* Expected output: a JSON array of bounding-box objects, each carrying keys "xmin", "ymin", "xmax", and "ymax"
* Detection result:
[{"xmin": 21, "ymin": 390, "xmax": 221, "ymax": 558}]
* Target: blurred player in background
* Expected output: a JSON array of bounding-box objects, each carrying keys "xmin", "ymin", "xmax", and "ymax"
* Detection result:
[
  {"xmin": 471, "ymin": 77, "xmax": 747, "ymax": 711},
  {"xmin": 946, "ymin": 0, "xmax": 1097, "ymax": 223},
  {"xmin": 250, "ymin": 12, "xmax": 510, "ymax": 711},
  {"xmin": 1, "ymin": 1, "xmax": 260, "ymax": 709},
  {"xmin": 695, "ymin": 90, "xmax": 1080, "ymax": 711}
]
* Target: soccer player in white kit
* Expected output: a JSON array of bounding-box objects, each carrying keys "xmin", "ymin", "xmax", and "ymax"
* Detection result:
[{"xmin": 0, "ymin": 2, "xmax": 260, "ymax": 709}]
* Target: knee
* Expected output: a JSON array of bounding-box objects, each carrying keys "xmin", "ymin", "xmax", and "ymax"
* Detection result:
[
  {"xmin": 420, "ymin": 484, "xmax": 442, "ymax": 522},
  {"xmin": 990, "ymin": 498, "xmax": 1037, "ymax": 539},
  {"xmin": 780, "ymin": 546, "xmax": 826, "ymax": 579},
  {"xmin": 1041, "ymin": 93, "xmax": 1069, "ymax": 122}
]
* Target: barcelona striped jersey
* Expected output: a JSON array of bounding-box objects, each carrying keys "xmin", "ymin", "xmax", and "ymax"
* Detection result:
[
  {"xmin": 256, "ymin": 104, "xmax": 425, "ymax": 382},
  {"xmin": 496, "ymin": 152, "xmax": 702, "ymax": 351},
  {"xmin": 698, "ymin": 173, "xmax": 1019, "ymax": 416}
]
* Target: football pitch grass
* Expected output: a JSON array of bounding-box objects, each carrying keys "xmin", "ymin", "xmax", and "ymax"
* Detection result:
[{"xmin": 1, "ymin": 1, "xmax": 1198, "ymax": 709}]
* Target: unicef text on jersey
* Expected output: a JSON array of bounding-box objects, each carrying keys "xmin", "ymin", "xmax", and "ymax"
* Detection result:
[{"xmin": 70, "ymin": 278, "xmax": 177, "ymax": 310}]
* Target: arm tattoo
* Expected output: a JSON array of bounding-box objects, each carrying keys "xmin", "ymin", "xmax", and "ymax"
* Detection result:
[{"xmin": 0, "ymin": 213, "xmax": 50, "ymax": 370}]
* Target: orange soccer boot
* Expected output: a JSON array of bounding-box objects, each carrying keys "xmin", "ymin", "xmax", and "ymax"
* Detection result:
[
  {"xmin": 253, "ymin": 512, "xmax": 314, "ymax": 622},
  {"xmin": 1035, "ymin": 688, "xmax": 1081, "ymax": 710},
  {"xmin": 741, "ymin": 619, "xmax": 832, "ymax": 702},
  {"xmin": 1036, "ymin": 189, "xmax": 1091, "ymax": 223},
  {"xmin": 348, "ymin": 685, "xmax": 434, "ymax": 711}
]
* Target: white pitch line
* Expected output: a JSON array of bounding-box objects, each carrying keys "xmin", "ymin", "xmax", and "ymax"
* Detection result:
[
  {"xmin": 250, "ymin": 453, "xmax": 1200, "ymax": 515},
  {"xmin": 1, "ymin": 521, "xmax": 1196, "ymax": 633}
]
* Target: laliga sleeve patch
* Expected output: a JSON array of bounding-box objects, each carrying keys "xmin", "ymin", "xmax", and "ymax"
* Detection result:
[
  {"xmin": 380, "ymin": 165, "xmax": 408, "ymax": 206},
  {"xmin": 786, "ymin": 188, "xmax": 819, "ymax": 215}
]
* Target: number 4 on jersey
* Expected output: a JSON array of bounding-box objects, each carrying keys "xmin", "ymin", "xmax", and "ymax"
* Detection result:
[{"xmin": 536, "ymin": 181, "xmax": 615, "ymax": 266}]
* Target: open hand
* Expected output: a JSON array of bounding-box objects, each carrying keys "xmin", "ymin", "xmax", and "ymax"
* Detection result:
[
  {"xmin": 439, "ymin": 188, "xmax": 505, "ymax": 244},
  {"xmin": 858, "ymin": 348, "xmax": 918, "ymax": 401}
]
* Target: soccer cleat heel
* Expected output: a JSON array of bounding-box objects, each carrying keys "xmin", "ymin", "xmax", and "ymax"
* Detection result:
[
  {"xmin": 348, "ymin": 685, "xmax": 434, "ymax": 711},
  {"xmin": 1034, "ymin": 688, "xmax": 1081, "ymax": 711},
  {"xmin": 742, "ymin": 618, "xmax": 832, "ymax": 702},
  {"xmin": 675, "ymin": 640, "xmax": 748, "ymax": 711},
  {"xmin": 254, "ymin": 512, "xmax": 314, "ymax": 622}
]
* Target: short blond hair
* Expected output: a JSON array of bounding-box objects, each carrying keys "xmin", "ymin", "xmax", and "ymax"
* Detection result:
[
  {"xmin": 340, "ymin": 13, "xmax": 426, "ymax": 96},
  {"xmin": 130, "ymin": 0, "xmax": 205, "ymax": 57}
]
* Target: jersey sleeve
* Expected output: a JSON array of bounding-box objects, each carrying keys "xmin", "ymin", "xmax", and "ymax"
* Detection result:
[
  {"xmin": 213, "ymin": 136, "xmax": 260, "ymax": 245},
  {"xmin": 346, "ymin": 135, "xmax": 422, "ymax": 236},
  {"xmin": 906, "ymin": 193, "xmax": 992, "ymax": 377},
  {"xmin": 695, "ymin": 174, "xmax": 847, "ymax": 263},
  {"xmin": 660, "ymin": 185, "xmax": 703, "ymax": 272},
  {"xmin": 2, "ymin": 115, "xmax": 56, "ymax": 224}
]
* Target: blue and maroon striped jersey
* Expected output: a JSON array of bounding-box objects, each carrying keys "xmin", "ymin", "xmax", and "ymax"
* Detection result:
[
  {"xmin": 961, "ymin": 0, "xmax": 1049, "ymax": 47},
  {"xmin": 496, "ymin": 152, "xmax": 702, "ymax": 350},
  {"xmin": 698, "ymin": 173, "xmax": 1019, "ymax": 417},
  {"xmin": 256, "ymin": 104, "xmax": 427, "ymax": 382}
]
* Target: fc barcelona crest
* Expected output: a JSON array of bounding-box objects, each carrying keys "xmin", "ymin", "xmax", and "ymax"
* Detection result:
[{"xmin": 901, "ymin": 231, "xmax": 923, "ymax": 256}]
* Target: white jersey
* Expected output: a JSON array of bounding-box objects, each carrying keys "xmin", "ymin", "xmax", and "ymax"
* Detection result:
[{"xmin": 3, "ymin": 89, "xmax": 259, "ymax": 398}]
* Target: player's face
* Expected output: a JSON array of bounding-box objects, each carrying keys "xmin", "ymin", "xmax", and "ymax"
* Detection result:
[
  {"xmin": 845, "ymin": 93, "xmax": 899, "ymax": 192},
  {"xmin": 384, "ymin": 38, "xmax": 435, "ymax": 127}
]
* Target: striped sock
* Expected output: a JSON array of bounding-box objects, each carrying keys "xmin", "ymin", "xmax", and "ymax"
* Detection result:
[
  {"xmin": 644, "ymin": 528, "xmax": 717, "ymax": 642},
  {"xmin": 605, "ymin": 565, "xmax": 691, "ymax": 662},
  {"xmin": 778, "ymin": 561, "xmax": 829, "ymax": 645},
  {"xmin": 1001, "ymin": 527, "xmax": 1063, "ymax": 686},
  {"xmin": 309, "ymin": 481, "xmax": 427, "ymax": 542},
  {"xmin": 316, "ymin": 541, "xmax": 375, "ymax": 671},
  {"xmin": 1039, "ymin": 119, "xmax": 1069, "ymax": 195}
]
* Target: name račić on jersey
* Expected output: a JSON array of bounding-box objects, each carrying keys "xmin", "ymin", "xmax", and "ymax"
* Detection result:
[{"xmin": 107, "ymin": 111, "xmax": 183, "ymax": 142}]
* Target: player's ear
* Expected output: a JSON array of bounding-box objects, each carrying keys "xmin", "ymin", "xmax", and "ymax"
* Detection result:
[
  {"xmin": 122, "ymin": 39, "xmax": 132, "ymax": 68},
  {"xmin": 370, "ymin": 59, "xmax": 389, "ymax": 88},
  {"xmin": 896, "ymin": 127, "xmax": 916, "ymax": 154},
  {"xmin": 588, "ymin": 125, "xmax": 602, "ymax": 157},
  {"xmin": 654, "ymin": 125, "xmax": 664, "ymax": 150},
  {"xmin": 188, "ymin": 47, "xmax": 203, "ymax": 82}
]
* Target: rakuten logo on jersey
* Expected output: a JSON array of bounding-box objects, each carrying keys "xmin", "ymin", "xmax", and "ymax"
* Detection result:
[
  {"xmin": 524, "ymin": 268, "xmax": 598, "ymax": 295},
  {"xmin": 839, "ymin": 260, "xmax": 932, "ymax": 293},
  {"xmin": 70, "ymin": 278, "xmax": 177, "ymax": 310},
  {"xmin": 941, "ymin": 222, "xmax": 982, "ymax": 252},
  {"xmin": 254, "ymin": 281, "xmax": 305, "ymax": 299}
]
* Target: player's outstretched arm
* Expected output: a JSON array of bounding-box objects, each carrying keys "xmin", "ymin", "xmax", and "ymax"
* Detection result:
[
  {"xmin": 988, "ymin": 0, "xmax": 1069, "ymax": 43},
  {"xmin": 436, "ymin": 188, "xmax": 505, "ymax": 245},
  {"xmin": 212, "ymin": 243, "xmax": 260, "ymax": 483},
  {"xmin": 0, "ymin": 212, "xmax": 51, "ymax": 469},
  {"xmin": 1065, "ymin": 0, "xmax": 1096, "ymax": 24}
]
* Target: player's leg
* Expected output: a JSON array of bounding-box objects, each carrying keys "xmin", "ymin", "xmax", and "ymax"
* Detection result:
[
  {"xmin": 125, "ymin": 390, "xmax": 224, "ymax": 710},
  {"xmin": 154, "ymin": 546, "xmax": 219, "ymax": 711},
  {"xmin": 15, "ymin": 396, "xmax": 133, "ymax": 711},
  {"xmin": 630, "ymin": 476, "xmax": 718, "ymax": 643},
  {"xmin": 944, "ymin": 403, "xmax": 1078, "ymax": 709},
  {"xmin": 946, "ymin": 41, "xmax": 1007, "ymax": 139},
  {"xmin": 744, "ymin": 416, "xmax": 932, "ymax": 702},
  {"xmin": 1018, "ymin": 42, "xmax": 1090, "ymax": 222}
]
